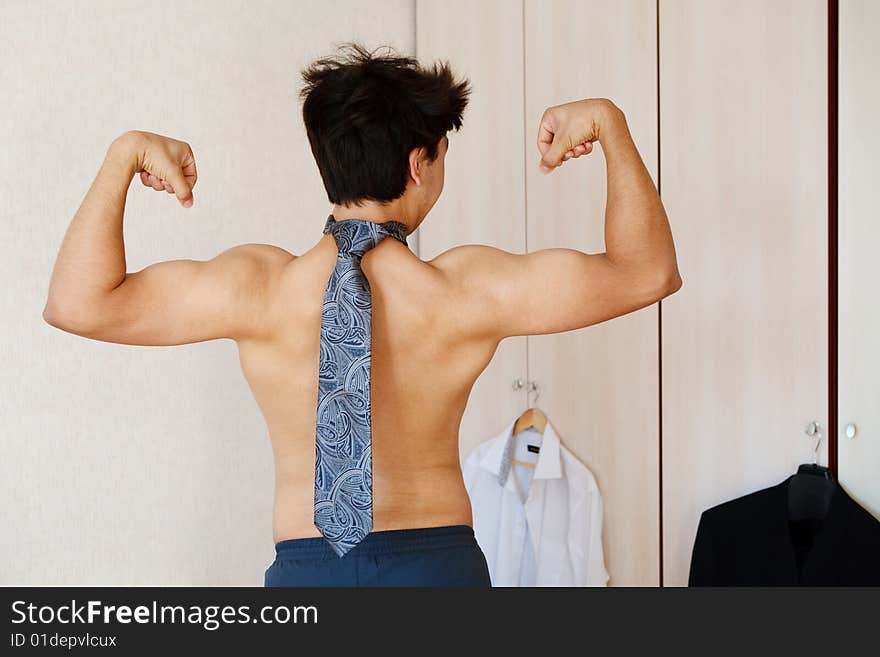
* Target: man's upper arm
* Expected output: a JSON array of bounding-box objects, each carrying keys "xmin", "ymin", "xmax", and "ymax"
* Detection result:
[
  {"xmin": 432, "ymin": 244, "xmax": 672, "ymax": 340},
  {"xmin": 79, "ymin": 243, "xmax": 293, "ymax": 346}
]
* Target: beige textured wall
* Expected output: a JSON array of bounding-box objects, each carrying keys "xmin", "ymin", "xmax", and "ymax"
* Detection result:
[{"xmin": 0, "ymin": 0, "xmax": 414, "ymax": 585}]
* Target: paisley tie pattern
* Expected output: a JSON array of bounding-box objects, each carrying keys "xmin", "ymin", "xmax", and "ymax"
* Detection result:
[{"xmin": 314, "ymin": 214, "xmax": 410, "ymax": 557}]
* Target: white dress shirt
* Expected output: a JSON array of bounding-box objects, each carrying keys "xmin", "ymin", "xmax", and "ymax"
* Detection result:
[{"xmin": 462, "ymin": 417, "xmax": 609, "ymax": 587}]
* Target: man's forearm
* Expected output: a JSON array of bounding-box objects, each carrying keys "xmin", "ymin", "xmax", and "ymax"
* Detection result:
[
  {"xmin": 599, "ymin": 103, "xmax": 679, "ymax": 286},
  {"xmin": 44, "ymin": 134, "xmax": 137, "ymax": 323}
]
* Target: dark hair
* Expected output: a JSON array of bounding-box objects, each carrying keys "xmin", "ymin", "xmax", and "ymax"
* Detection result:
[{"xmin": 300, "ymin": 42, "xmax": 471, "ymax": 205}]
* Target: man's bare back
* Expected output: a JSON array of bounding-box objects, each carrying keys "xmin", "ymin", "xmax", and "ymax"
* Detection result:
[
  {"xmin": 43, "ymin": 97, "xmax": 681, "ymax": 551},
  {"xmin": 240, "ymin": 229, "xmax": 499, "ymax": 542}
]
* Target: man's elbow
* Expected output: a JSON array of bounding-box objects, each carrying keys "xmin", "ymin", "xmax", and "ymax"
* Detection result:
[
  {"xmin": 645, "ymin": 266, "xmax": 683, "ymax": 303},
  {"xmin": 662, "ymin": 268, "xmax": 683, "ymax": 297},
  {"xmin": 42, "ymin": 297, "xmax": 101, "ymax": 335}
]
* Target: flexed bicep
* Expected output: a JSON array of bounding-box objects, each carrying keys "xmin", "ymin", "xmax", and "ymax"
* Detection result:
[{"xmin": 51, "ymin": 244, "xmax": 292, "ymax": 346}]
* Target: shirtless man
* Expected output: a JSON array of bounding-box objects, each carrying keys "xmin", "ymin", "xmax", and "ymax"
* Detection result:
[{"xmin": 43, "ymin": 45, "xmax": 681, "ymax": 587}]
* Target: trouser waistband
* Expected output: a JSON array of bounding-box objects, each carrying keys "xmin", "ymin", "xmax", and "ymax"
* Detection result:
[{"xmin": 273, "ymin": 525, "xmax": 477, "ymax": 558}]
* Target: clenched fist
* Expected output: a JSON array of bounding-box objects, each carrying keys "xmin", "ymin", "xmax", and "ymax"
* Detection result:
[
  {"xmin": 115, "ymin": 130, "xmax": 198, "ymax": 207},
  {"xmin": 537, "ymin": 98, "xmax": 623, "ymax": 174}
]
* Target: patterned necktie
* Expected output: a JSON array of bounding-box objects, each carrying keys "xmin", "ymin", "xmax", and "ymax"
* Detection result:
[{"xmin": 314, "ymin": 214, "xmax": 410, "ymax": 557}]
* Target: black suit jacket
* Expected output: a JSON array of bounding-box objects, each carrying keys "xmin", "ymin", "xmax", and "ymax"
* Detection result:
[{"xmin": 689, "ymin": 475, "xmax": 880, "ymax": 586}]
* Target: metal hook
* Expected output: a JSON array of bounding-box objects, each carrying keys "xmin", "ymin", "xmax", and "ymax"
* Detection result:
[
  {"xmin": 805, "ymin": 421, "xmax": 821, "ymax": 464},
  {"xmin": 527, "ymin": 380, "xmax": 541, "ymax": 406}
]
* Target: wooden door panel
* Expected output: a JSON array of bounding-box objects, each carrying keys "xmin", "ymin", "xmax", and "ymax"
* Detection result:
[{"xmin": 660, "ymin": 0, "xmax": 828, "ymax": 585}]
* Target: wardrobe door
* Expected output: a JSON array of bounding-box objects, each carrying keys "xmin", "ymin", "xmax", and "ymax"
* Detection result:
[
  {"xmin": 415, "ymin": 0, "xmax": 529, "ymax": 457},
  {"xmin": 660, "ymin": 0, "xmax": 828, "ymax": 585},
  {"xmin": 524, "ymin": 0, "xmax": 660, "ymax": 586},
  {"xmin": 838, "ymin": 0, "xmax": 880, "ymax": 518}
]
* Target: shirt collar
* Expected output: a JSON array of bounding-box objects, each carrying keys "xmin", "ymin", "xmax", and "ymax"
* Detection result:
[{"xmin": 479, "ymin": 415, "xmax": 563, "ymax": 485}]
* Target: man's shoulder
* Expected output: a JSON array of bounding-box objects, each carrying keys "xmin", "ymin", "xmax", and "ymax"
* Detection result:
[
  {"xmin": 426, "ymin": 244, "xmax": 516, "ymax": 293},
  {"xmin": 223, "ymin": 242, "xmax": 296, "ymax": 265},
  {"xmin": 427, "ymin": 244, "xmax": 515, "ymax": 282},
  {"xmin": 204, "ymin": 244, "xmax": 297, "ymax": 312},
  {"xmin": 213, "ymin": 243, "xmax": 297, "ymax": 282},
  {"xmin": 425, "ymin": 245, "xmax": 521, "ymax": 341}
]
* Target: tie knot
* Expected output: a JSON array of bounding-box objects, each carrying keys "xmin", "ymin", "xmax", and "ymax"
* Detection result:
[{"xmin": 323, "ymin": 215, "xmax": 409, "ymax": 258}]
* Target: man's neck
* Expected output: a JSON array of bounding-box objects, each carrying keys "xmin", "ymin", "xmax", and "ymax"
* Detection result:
[{"xmin": 331, "ymin": 199, "xmax": 417, "ymax": 234}]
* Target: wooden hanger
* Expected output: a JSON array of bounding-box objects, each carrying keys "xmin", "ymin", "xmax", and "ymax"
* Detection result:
[
  {"xmin": 513, "ymin": 407, "xmax": 547, "ymax": 436},
  {"xmin": 510, "ymin": 407, "xmax": 548, "ymax": 468}
]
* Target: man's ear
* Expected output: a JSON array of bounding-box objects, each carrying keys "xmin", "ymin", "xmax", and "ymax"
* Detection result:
[{"xmin": 408, "ymin": 146, "xmax": 425, "ymax": 186}]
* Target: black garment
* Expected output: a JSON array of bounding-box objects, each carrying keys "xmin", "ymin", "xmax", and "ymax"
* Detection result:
[
  {"xmin": 689, "ymin": 475, "xmax": 880, "ymax": 586},
  {"xmin": 264, "ymin": 525, "xmax": 492, "ymax": 587}
]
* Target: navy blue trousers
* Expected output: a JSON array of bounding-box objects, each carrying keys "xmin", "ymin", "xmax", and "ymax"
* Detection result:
[{"xmin": 264, "ymin": 525, "xmax": 491, "ymax": 587}]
